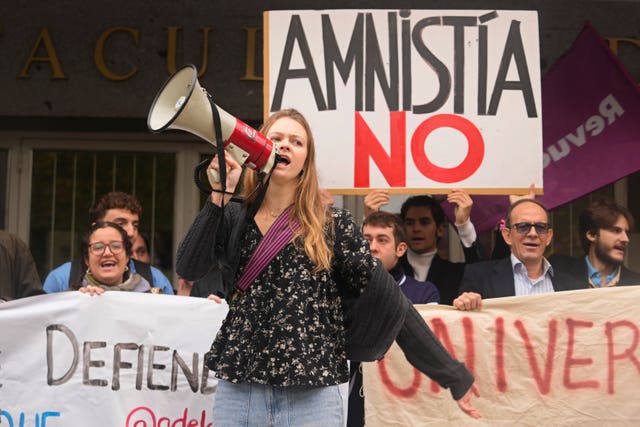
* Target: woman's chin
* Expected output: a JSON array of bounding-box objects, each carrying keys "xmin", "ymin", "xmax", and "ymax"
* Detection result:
[
  {"xmin": 271, "ymin": 168, "xmax": 301, "ymax": 183},
  {"xmin": 94, "ymin": 273, "xmax": 123, "ymax": 286}
]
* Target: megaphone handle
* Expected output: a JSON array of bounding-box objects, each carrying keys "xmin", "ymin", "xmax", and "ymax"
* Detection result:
[
  {"xmin": 193, "ymin": 158, "xmax": 216, "ymax": 194},
  {"xmin": 192, "ymin": 158, "xmax": 244, "ymax": 202},
  {"xmin": 209, "ymin": 94, "xmax": 228, "ymax": 197},
  {"xmin": 207, "ymin": 168, "xmax": 221, "ymax": 185}
]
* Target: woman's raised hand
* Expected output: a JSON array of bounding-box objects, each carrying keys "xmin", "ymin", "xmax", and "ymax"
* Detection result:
[{"xmin": 208, "ymin": 151, "xmax": 243, "ymax": 206}]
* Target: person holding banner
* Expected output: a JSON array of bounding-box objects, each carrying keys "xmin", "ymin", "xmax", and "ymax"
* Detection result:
[
  {"xmin": 176, "ymin": 109, "xmax": 480, "ymax": 426},
  {"xmin": 43, "ymin": 191, "xmax": 174, "ymax": 295},
  {"xmin": 453, "ymin": 199, "xmax": 586, "ymax": 310},
  {"xmin": 74, "ymin": 221, "xmax": 160, "ymax": 294},
  {"xmin": 552, "ymin": 198, "xmax": 640, "ymax": 288}
]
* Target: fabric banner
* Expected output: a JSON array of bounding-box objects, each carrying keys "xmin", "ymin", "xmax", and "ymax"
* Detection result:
[
  {"xmin": 445, "ymin": 22, "xmax": 640, "ymax": 233},
  {"xmin": 0, "ymin": 292, "xmax": 229, "ymax": 427},
  {"xmin": 363, "ymin": 286, "xmax": 640, "ymax": 426},
  {"xmin": 538, "ymin": 22, "xmax": 640, "ymax": 209}
]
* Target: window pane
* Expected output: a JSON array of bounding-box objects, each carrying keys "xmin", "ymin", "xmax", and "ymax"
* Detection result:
[{"xmin": 30, "ymin": 150, "xmax": 176, "ymax": 283}]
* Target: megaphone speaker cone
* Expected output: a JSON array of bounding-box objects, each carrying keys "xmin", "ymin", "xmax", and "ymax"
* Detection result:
[
  {"xmin": 148, "ymin": 64, "xmax": 199, "ymax": 132},
  {"xmin": 147, "ymin": 63, "xmax": 278, "ymax": 177}
]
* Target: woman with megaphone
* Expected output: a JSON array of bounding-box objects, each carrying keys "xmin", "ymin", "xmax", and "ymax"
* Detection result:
[{"xmin": 176, "ymin": 109, "xmax": 481, "ymax": 426}]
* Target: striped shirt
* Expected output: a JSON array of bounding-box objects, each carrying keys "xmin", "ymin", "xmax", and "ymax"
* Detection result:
[{"xmin": 511, "ymin": 254, "xmax": 555, "ymax": 296}]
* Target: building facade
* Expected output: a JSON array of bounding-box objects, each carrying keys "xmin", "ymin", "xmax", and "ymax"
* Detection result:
[{"xmin": 1, "ymin": 0, "xmax": 638, "ymax": 283}]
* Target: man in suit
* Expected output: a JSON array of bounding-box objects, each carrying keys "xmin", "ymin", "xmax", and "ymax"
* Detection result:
[
  {"xmin": 552, "ymin": 198, "xmax": 640, "ymax": 288},
  {"xmin": 453, "ymin": 199, "xmax": 586, "ymax": 310},
  {"xmin": 401, "ymin": 191, "xmax": 481, "ymax": 305}
]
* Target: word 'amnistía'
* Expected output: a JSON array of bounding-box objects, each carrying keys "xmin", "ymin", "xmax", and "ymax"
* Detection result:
[
  {"xmin": 46, "ymin": 324, "xmax": 216, "ymax": 393},
  {"xmin": 271, "ymin": 10, "xmax": 538, "ymax": 117}
]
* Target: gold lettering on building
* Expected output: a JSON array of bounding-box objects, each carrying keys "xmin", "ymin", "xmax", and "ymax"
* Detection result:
[
  {"xmin": 606, "ymin": 37, "xmax": 640, "ymax": 56},
  {"xmin": 18, "ymin": 27, "xmax": 65, "ymax": 79},
  {"xmin": 165, "ymin": 27, "xmax": 212, "ymax": 77},
  {"xmin": 241, "ymin": 26, "xmax": 262, "ymax": 81},
  {"xmin": 94, "ymin": 27, "xmax": 139, "ymax": 81}
]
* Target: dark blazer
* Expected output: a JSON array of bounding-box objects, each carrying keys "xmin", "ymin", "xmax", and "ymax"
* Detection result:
[
  {"xmin": 458, "ymin": 256, "xmax": 588, "ymax": 299},
  {"xmin": 550, "ymin": 254, "xmax": 640, "ymax": 287},
  {"xmin": 400, "ymin": 242, "xmax": 481, "ymax": 306}
]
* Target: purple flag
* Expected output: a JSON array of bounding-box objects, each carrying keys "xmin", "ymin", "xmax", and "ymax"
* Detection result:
[{"xmin": 445, "ymin": 22, "xmax": 640, "ymax": 233}]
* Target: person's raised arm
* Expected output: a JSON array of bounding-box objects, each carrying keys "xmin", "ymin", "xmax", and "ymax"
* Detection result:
[
  {"xmin": 176, "ymin": 152, "xmax": 242, "ymax": 282},
  {"xmin": 208, "ymin": 151, "xmax": 243, "ymax": 206},
  {"xmin": 447, "ymin": 189, "xmax": 481, "ymax": 262},
  {"xmin": 363, "ymin": 189, "xmax": 390, "ymax": 218}
]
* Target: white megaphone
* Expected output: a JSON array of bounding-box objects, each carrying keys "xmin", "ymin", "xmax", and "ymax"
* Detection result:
[{"xmin": 147, "ymin": 64, "xmax": 278, "ymax": 184}]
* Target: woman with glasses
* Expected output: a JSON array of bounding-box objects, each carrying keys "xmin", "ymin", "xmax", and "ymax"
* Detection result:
[{"xmin": 74, "ymin": 221, "xmax": 152, "ymax": 294}]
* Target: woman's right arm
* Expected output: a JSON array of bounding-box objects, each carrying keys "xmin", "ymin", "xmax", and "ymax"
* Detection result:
[
  {"xmin": 177, "ymin": 152, "xmax": 242, "ymax": 282},
  {"xmin": 175, "ymin": 201, "xmax": 225, "ymax": 282}
]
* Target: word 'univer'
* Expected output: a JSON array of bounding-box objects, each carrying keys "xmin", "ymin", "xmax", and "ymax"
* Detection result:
[{"xmin": 380, "ymin": 315, "xmax": 640, "ymax": 398}]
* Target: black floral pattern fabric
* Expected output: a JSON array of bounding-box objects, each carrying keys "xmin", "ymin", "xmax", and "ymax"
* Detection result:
[{"xmin": 205, "ymin": 208, "xmax": 374, "ymax": 386}]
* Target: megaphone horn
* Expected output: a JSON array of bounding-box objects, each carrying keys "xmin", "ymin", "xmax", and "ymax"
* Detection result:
[{"xmin": 147, "ymin": 64, "xmax": 278, "ymax": 182}]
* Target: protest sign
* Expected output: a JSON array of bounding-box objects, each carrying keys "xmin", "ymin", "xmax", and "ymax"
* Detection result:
[
  {"xmin": 264, "ymin": 9, "xmax": 542, "ymax": 193},
  {"xmin": 447, "ymin": 23, "xmax": 640, "ymax": 233},
  {"xmin": 0, "ymin": 292, "xmax": 228, "ymax": 427},
  {"xmin": 363, "ymin": 287, "xmax": 640, "ymax": 426}
]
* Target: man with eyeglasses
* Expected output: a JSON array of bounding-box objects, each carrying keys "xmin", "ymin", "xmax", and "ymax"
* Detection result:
[
  {"xmin": 452, "ymin": 199, "xmax": 586, "ymax": 310},
  {"xmin": 551, "ymin": 198, "xmax": 640, "ymax": 288},
  {"xmin": 43, "ymin": 192, "xmax": 174, "ymax": 295}
]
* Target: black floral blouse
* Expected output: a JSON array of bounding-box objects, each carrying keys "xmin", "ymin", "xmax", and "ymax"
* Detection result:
[{"xmin": 205, "ymin": 207, "xmax": 374, "ymax": 386}]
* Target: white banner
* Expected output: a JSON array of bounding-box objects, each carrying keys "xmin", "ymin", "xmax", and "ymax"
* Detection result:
[
  {"xmin": 0, "ymin": 292, "xmax": 228, "ymax": 427},
  {"xmin": 363, "ymin": 287, "xmax": 640, "ymax": 426},
  {"xmin": 264, "ymin": 9, "xmax": 542, "ymax": 193},
  {"xmin": 8, "ymin": 287, "xmax": 635, "ymax": 426}
]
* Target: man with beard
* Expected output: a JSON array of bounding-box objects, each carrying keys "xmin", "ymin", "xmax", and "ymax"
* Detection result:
[{"xmin": 552, "ymin": 198, "xmax": 640, "ymax": 287}]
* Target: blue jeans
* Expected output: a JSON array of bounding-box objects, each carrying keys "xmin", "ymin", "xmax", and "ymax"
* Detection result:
[{"xmin": 213, "ymin": 380, "xmax": 344, "ymax": 427}]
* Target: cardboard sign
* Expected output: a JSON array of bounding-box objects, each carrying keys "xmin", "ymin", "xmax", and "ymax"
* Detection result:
[{"xmin": 264, "ymin": 10, "xmax": 542, "ymax": 194}]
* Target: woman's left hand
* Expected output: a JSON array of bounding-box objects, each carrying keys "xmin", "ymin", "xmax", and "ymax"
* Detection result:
[
  {"xmin": 78, "ymin": 285, "xmax": 105, "ymax": 296},
  {"xmin": 456, "ymin": 382, "xmax": 481, "ymax": 419}
]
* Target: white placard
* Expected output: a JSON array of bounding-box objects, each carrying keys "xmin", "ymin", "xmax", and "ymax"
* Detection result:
[
  {"xmin": 0, "ymin": 292, "xmax": 228, "ymax": 426},
  {"xmin": 265, "ymin": 10, "xmax": 542, "ymax": 194}
]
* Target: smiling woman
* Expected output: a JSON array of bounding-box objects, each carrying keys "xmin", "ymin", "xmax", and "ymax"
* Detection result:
[{"xmin": 73, "ymin": 221, "xmax": 152, "ymax": 293}]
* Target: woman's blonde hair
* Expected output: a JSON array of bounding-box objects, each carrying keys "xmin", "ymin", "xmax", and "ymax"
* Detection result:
[{"xmin": 243, "ymin": 109, "xmax": 333, "ymax": 272}]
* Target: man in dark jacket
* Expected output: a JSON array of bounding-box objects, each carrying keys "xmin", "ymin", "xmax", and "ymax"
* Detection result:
[
  {"xmin": 453, "ymin": 199, "xmax": 587, "ymax": 310},
  {"xmin": 348, "ymin": 211, "xmax": 442, "ymax": 426},
  {"xmin": 0, "ymin": 230, "xmax": 42, "ymax": 300},
  {"xmin": 364, "ymin": 190, "xmax": 481, "ymax": 305}
]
